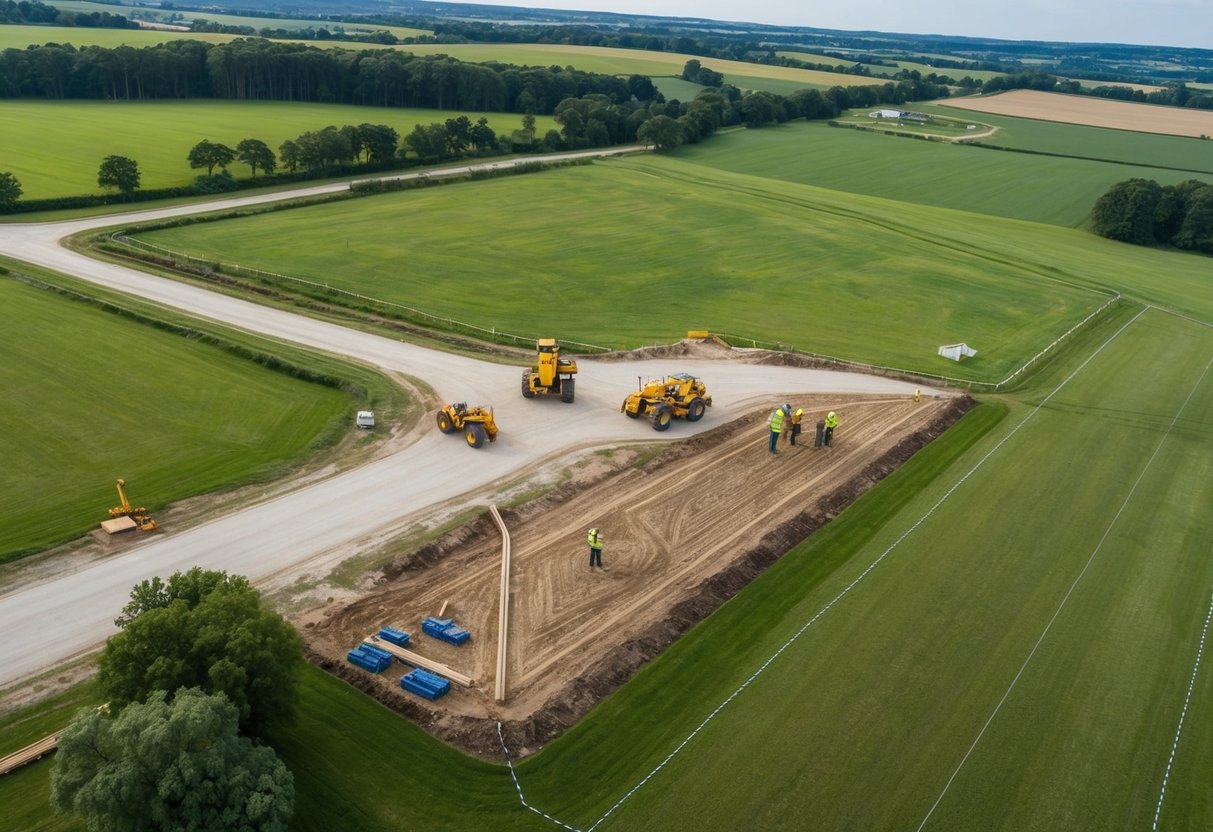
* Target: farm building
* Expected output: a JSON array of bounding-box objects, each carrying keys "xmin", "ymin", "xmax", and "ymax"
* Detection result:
[{"xmin": 868, "ymin": 109, "xmax": 932, "ymax": 122}]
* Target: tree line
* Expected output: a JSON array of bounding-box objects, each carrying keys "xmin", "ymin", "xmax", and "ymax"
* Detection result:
[
  {"xmin": 0, "ymin": 0, "xmax": 136, "ymax": 29},
  {"xmin": 0, "ymin": 38, "xmax": 650, "ymax": 112},
  {"xmin": 1092, "ymin": 179, "xmax": 1213, "ymax": 255}
]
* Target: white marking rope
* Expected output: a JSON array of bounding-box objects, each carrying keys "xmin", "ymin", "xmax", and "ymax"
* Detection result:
[
  {"xmin": 915, "ymin": 352, "xmax": 1212, "ymax": 832},
  {"xmin": 1152, "ymin": 589, "xmax": 1213, "ymax": 831}
]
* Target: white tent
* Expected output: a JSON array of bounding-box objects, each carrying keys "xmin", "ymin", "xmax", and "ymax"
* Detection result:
[{"xmin": 938, "ymin": 343, "xmax": 978, "ymax": 362}]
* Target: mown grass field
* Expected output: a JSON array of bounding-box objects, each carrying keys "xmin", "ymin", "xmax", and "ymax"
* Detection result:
[
  {"xmin": 0, "ymin": 270, "xmax": 381, "ymax": 561},
  {"xmin": 0, "ymin": 23, "xmax": 236, "ymax": 49},
  {"xmin": 675, "ymin": 120, "xmax": 1212, "ymax": 226},
  {"xmin": 0, "ymin": 100, "xmax": 552, "ymax": 200},
  {"xmin": 130, "ymin": 156, "xmax": 1112, "ymax": 381}
]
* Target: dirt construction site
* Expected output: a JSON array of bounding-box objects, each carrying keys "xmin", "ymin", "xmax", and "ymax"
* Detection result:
[{"xmin": 308, "ymin": 392, "xmax": 971, "ymax": 758}]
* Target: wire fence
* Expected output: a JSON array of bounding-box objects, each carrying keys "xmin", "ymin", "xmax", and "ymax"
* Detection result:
[
  {"xmin": 111, "ymin": 233, "xmax": 1120, "ymax": 387},
  {"xmin": 111, "ymin": 234, "xmax": 612, "ymax": 353}
]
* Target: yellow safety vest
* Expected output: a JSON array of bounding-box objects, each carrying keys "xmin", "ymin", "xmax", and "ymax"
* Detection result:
[
  {"xmin": 769, "ymin": 409, "xmax": 785, "ymax": 433},
  {"xmin": 825, "ymin": 412, "xmax": 839, "ymax": 428},
  {"xmin": 587, "ymin": 530, "xmax": 603, "ymax": 548}
]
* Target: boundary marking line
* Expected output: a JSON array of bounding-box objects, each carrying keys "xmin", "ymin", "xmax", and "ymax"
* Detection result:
[
  {"xmin": 1153, "ymin": 588, "xmax": 1213, "ymax": 831},
  {"xmin": 915, "ymin": 351, "xmax": 1213, "ymax": 832},
  {"xmin": 499, "ymin": 306, "xmax": 1151, "ymax": 831}
]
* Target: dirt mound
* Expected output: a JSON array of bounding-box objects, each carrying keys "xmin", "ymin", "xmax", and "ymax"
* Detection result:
[{"xmin": 306, "ymin": 393, "xmax": 973, "ymax": 759}]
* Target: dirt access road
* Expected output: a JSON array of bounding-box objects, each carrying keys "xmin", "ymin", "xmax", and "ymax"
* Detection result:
[
  {"xmin": 313, "ymin": 394, "xmax": 968, "ymax": 756},
  {"xmin": 0, "ymin": 153, "xmax": 949, "ymax": 692}
]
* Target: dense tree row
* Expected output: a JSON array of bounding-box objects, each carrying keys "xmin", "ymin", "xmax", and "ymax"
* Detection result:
[
  {"xmin": 0, "ymin": 0, "xmax": 136, "ymax": 29},
  {"xmin": 0, "ymin": 38, "xmax": 651, "ymax": 113},
  {"xmin": 1092, "ymin": 178, "xmax": 1213, "ymax": 254}
]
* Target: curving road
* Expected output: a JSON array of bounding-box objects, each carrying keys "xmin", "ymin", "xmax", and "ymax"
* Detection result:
[{"xmin": 0, "ymin": 154, "xmax": 940, "ymax": 689}]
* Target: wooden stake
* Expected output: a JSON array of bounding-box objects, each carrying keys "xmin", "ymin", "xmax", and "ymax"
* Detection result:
[{"xmin": 490, "ymin": 504, "xmax": 512, "ymax": 704}]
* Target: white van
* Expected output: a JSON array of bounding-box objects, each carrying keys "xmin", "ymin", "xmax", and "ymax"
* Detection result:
[{"xmin": 356, "ymin": 411, "xmax": 375, "ymax": 429}]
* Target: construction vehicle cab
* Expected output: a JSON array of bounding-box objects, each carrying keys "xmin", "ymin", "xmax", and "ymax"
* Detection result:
[
  {"xmin": 104, "ymin": 478, "xmax": 157, "ymax": 532},
  {"xmin": 437, "ymin": 403, "xmax": 499, "ymax": 449},
  {"xmin": 621, "ymin": 373, "xmax": 711, "ymax": 431},
  {"xmin": 521, "ymin": 338, "xmax": 577, "ymax": 403}
]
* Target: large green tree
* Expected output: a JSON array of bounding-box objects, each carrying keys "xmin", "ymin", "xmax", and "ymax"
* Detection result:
[
  {"xmin": 51, "ymin": 688, "xmax": 294, "ymax": 832},
  {"xmin": 636, "ymin": 114, "xmax": 684, "ymax": 150},
  {"xmin": 188, "ymin": 139, "xmax": 236, "ymax": 175},
  {"xmin": 0, "ymin": 171, "xmax": 22, "ymax": 209},
  {"xmin": 1091, "ymin": 178, "xmax": 1164, "ymax": 245},
  {"xmin": 236, "ymin": 138, "xmax": 276, "ymax": 177},
  {"xmin": 97, "ymin": 155, "xmax": 139, "ymax": 194},
  {"xmin": 99, "ymin": 568, "xmax": 303, "ymax": 736}
]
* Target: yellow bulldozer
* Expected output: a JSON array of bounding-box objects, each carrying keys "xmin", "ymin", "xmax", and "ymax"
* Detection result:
[
  {"xmin": 104, "ymin": 478, "xmax": 157, "ymax": 533},
  {"xmin": 436, "ymin": 403, "xmax": 499, "ymax": 449},
  {"xmin": 521, "ymin": 338, "xmax": 577, "ymax": 403},
  {"xmin": 621, "ymin": 373, "xmax": 712, "ymax": 431}
]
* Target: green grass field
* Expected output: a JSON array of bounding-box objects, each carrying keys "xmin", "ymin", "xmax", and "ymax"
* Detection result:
[
  {"xmin": 673, "ymin": 120, "xmax": 1211, "ymax": 227},
  {"xmin": 925, "ymin": 103, "xmax": 1213, "ymax": 173},
  {"xmin": 0, "ymin": 272, "xmax": 363, "ymax": 561},
  {"xmin": 0, "ymin": 100, "xmax": 552, "ymax": 200},
  {"xmin": 0, "ymin": 23, "xmax": 236, "ymax": 49},
  {"xmin": 44, "ymin": 0, "xmax": 430, "ymax": 39},
  {"xmin": 129, "ymin": 156, "xmax": 1113, "ymax": 380}
]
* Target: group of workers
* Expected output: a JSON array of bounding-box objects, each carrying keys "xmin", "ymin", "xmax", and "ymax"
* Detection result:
[
  {"xmin": 584, "ymin": 403, "xmax": 847, "ymax": 568},
  {"xmin": 768, "ymin": 404, "xmax": 837, "ymax": 455}
]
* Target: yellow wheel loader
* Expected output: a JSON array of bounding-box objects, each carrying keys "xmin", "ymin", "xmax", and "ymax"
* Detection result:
[
  {"xmin": 620, "ymin": 373, "xmax": 711, "ymax": 432},
  {"xmin": 521, "ymin": 338, "xmax": 578, "ymax": 403},
  {"xmin": 436, "ymin": 403, "xmax": 499, "ymax": 449}
]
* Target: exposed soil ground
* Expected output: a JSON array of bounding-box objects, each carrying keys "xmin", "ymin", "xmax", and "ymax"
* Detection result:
[
  {"xmin": 307, "ymin": 392, "xmax": 973, "ymax": 758},
  {"xmin": 941, "ymin": 89, "xmax": 1213, "ymax": 138}
]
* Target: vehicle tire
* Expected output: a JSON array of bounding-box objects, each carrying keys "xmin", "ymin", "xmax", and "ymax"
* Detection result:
[
  {"xmin": 437, "ymin": 411, "xmax": 456, "ymax": 433},
  {"xmin": 560, "ymin": 378, "xmax": 575, "ymax": 403},
  {"xmin": 651, "ymin": 405, "xmax": 673, "ymax": 432},
  {"xmin": 686, "ymin": 397, "xmax": 706, "ymax": 422},
  {"xmin": 635, "ymin": 399, "xmax": 648, "ymax": 416},
  {"xmin": 521, "ymin": 370, "xmax": 536, "ymax": 398},
  {"xmin": 466, "ymin": 423, "xmax": 487, "ymax": 448}
]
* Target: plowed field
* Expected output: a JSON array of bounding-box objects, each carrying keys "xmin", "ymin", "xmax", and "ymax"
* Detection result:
[{"xmin": 310, "ymin": 392, "xmax": 968, "ymax": 756}]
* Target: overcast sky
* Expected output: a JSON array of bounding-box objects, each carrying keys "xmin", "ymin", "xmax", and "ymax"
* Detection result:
[{"xmin": 445, "ymin": 1, "xmax": 1212, "ymax": 50}]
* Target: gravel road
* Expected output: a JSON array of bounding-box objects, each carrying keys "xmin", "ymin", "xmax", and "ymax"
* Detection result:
[{"xmin": 0, "ymin": 155, "xmax": 941, "ymax": 689}]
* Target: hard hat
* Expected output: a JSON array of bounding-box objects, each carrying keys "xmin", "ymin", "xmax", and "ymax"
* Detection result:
[
  {"xmin": 828, "ymin": 411, "xmax": 836, "ymax": 418},
  {"xmin": 783, "ymin": 403, "xmax": 792, "ymax": 412},
  {"xmin": 795, "ymin": 408, "xmax": 803, "ymax": 416}
]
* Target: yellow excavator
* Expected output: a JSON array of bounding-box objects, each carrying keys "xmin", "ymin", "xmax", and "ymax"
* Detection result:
[
  {"xmin": 437, "ymin": 403, "xmax": 499, "ymax": 449},
  {"xmin": 621, "ymin": 373, "xmax": 711, "ymax": 431},
  {"xmin": 106, "ymin": 479, "xmax": 157, "ymax": 532},
  {"xmin": 521, "ymin": 338, "xmax": 577, "ymax": 403}
]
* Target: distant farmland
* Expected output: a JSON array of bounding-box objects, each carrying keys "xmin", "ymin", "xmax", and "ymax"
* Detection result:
[{"xmin": 942, "ymin": 90, "xmax": 1213, "ymax": 138}]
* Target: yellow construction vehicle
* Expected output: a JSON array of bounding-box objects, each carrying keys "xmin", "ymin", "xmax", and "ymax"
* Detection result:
[
  {"xmin": 620, "ymin": 373, "xmax": 712, "ymax": 431},
  {"xmin": 521, "ymin": 338, "xmax": 578, "ymax": 403},
  {"xmin": 106, "ymin": 479, "xmax": 157, "ymax": 532},
  {"xmin": 436, "ymin": 403, "xmax": 499, "ymax": 449}
]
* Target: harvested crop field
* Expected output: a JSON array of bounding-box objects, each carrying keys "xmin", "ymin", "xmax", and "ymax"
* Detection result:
[
  {"xmin": 307, "ymin": 392, "xmax": 970, "ymax": 757},
  {"xmin": 941, "ymin": 89, "xmax": 1213, "ymax": 137}
]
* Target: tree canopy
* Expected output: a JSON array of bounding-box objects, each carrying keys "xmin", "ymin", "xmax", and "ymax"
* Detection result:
[
  {"xmin": 96, "ymin": 156, "xmax": 139, "ymax": 194},
  {"xmin": 188, "ymin": 139, "xmax": 236, "ymax": 175},
  {"xmin": 100, "ymin": 568, "xmax": 303, "ymax": 736},
  {"xmin": 51, "ymin": 688, "xmax": 294, "ymax": 832},
  {"xmin": 0, "ymin": 171, "xmax": 21, "ymax": 208},
  {"xmin": 1092, "ymin": 177, "xmax": 1213, "ymax": 254}
]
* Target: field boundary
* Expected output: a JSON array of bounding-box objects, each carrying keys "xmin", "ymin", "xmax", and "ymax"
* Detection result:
[
  {"xmin": 1153, "ymin": 587, "xmax": 1213, "ymax": 831},
  {"xmin": 498, "ymin": 306, "xmax": 1148, "ymax": 832}
]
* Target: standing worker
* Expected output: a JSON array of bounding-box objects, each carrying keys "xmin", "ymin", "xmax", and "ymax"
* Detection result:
[
  {"xmin": 768, "ymin": 404, "xmax": 790, "ymax": 455},
  {"xmin": 789, "ymin": 407, "xmax": 804, "ymax": 446},
  {"xmin": 824, "ymin": 411, "xmax": 839, "ymax": 446},
  {"xmin": 587, "ymin": 527, "xmax": 604, "ymax": 568}
]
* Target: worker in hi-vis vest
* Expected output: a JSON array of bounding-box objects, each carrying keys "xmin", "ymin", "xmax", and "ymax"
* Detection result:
[
  {"xmin": 768, "ymin": 404, "xmax": 790, "ymax": 455},
  {"xmin": 789, "ymin": 407, "xmax": 804, "ymax": 446},
  {"xmin": 587, "ymin": 527, "xmax": 604, "ymax": 568},
  {"xmin": 824, "ymin": 411, "xmax": 839, "ymax": 446}
]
